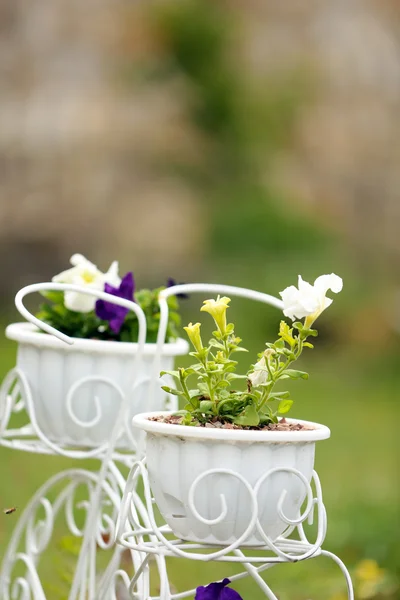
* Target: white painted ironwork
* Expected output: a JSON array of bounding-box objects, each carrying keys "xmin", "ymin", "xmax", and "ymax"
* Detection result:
[
  {"xmin": 0, "ymin": 282, "xmax": 354, "ymax": 599},
  {"xmin": 115, "ymin": 459, "xmax": 354, "ymax": 600},
  {"xmin": 0, "ymin": 366, "xmax": 142, "ymax": 460}
]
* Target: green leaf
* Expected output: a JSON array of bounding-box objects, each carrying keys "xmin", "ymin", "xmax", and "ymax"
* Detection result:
[
  {"xmin": 226, "ymin": 373, "xmax": 248, "ymax": 381},
  {"xmin": 189, "ymin": 348, "xmax": 209, "ymax": 361},
  {"xmin": 214, "ymin": 380, "xmax": 230, "ymax": 389},
  {"xmin": 189, "ymin": 395, "xmax": 201, "ymax": 409},
  {"xmin": 161, "ymin": 386, "xmax": 185, "ymax": 396},
  {"xmin": 278, "ymin": 399, "xmax": 293, "ymax": 414},
  {"xmin": 217, "ymin": 401, "xmax": 235, "ymax": 415},
  {"xmin": 208, "ymin": 339, "xmax": 225, "ymax": 349},
  {"xmin": 183, "ymin": 367, "xmax": 200, "ymax": 377},
  {"xmin": 257, "ymin": 381, "xmax": 274, "ymax": 389},
  {"xmin": 40, "ymin": 290, "xmax": 65, "ymax": 304},
  {"xmin": 259, "ymin": 415, "xmax": 273, "ymax": 425},
  {"xmin": 304, "ymin": 328, "xmax": 318, "ymax": 337},
  {"xmin": 160, "ymin": 370, "xmax": 180, "ymax": 380},
  {"xmin": 197, "ymin": 382, "xmax": 209, "ymax": 395},
  {"xmin": 225, "ymin": 323, "xmax": 235, "ymax": 334},
  {"xmin": 181, "ymin": 412, "xmax": 193, "ymax": 425},
  {"xmin": 269, "ymin": 391, "xmax": 291, "ymax": 399},
  {"xmin": 218, "ymin": 396, "xmax": 246, "ymax": 416},
  {"xmin": 303, "ymin": 342, "xmax": 314, "ymax": 349},
  {"xmin": 283, "ymin": 369, "xmax": 309, "ymax": 380},
  {"xmin": 281, "ymin": 348, "xmax": 295, "ymax": 358},
  {"xmin": 233, "ymin": 403, "xmax": 260, "ymax": 426},
  {"xmin": 199, "ymin": 400, "xmax": 213, "ymax": 412}
]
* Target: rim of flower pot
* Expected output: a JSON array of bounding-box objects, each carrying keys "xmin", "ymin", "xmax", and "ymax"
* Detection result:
[
  {"xmin": 132, "ymin": 411, "xmax": 331, "ymax": 442},
  {"xmin": 5, "ymin": 323, "xmax": 189, "ymax": 356}
]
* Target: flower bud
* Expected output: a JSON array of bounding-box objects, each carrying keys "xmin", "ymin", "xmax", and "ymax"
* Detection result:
[{"xmin": 183, "ymin": 322, "xmax": 203, "ymax": 353}]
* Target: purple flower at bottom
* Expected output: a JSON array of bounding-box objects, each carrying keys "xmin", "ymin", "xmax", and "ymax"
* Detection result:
[
  {"xmin": 195, "ymin": 578, "xmax": 243, "ymax": 600},
  {"xmin": 167, "ymin": 277, "xmax": 189, "ymax": 299},
  {"xmin": 95, "ymin": 272, "xmax": 135, "ymax": 334}
]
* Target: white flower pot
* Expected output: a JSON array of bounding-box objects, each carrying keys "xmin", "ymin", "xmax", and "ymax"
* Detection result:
[
  {"xmin": 6, "ymin": 323, "xmax": 188, "ymax": 448},
  {"xmin": 132, "ymin": 411, "xmax": 330, "ymax": 546}
]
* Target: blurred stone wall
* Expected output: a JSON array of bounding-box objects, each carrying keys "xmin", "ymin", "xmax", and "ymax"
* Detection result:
[
  {"xmin": 0, "ymin": 0, "xmax": 399, "ymax": 298},
  {"xmin": 0, "ymin": 0, "xmax": 204, "ymax": 298},
  {"xmin": 259, "ymin": 1, "xmax": 400, "ymax": 271}
]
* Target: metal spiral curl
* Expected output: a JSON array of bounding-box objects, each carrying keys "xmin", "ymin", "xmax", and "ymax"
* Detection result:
[
  {"xmin": 117, "ymin": 461, "xmax": 327, "ymax": 563},
  {"xmin": 9, "ymin": 553, "xmax": 47, "ymax": 600},
  {"xmin": 66, "ymin": 376, "xmax": 113, "ymax": 429},
  {"xmin": 252, "ymin": 467, "xmax": 323, "ymax": 561},
  {"xmin": 114, "ymin": 461, "xmax": 354, "ymax": 600},
  {"xmin": 0, "ymin": 366, "xmax": 143, "ymax": 459},
  {"xmin": 0, "ymin": 368, "xmax": 30, "ymax": 438},
  {"xmin": 1, "ymin": 281, "xmax": 354, "ymax": 599},
  {"xmin": 0, "ymin": 364, "xmax": 167, "ymax": 461},
  {"xmin": 25, "ymin": 498, "xmax": 54, "ymax": 557},
  {"xmin": 0, "ymin": 467, "xmax": 128, "ymax": 600}
]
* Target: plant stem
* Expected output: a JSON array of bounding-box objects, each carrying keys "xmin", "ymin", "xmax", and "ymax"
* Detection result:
[
  {"xmin": 256, "ymin": 383, "xmax": 274, "ymax": 412},
  {"xmin": 179, "ymin": 371, "xmax": 194, "ymax": 407},
  {"xmin": 256, "ymin": 332, "xmax": 306, "ymax": 412}
]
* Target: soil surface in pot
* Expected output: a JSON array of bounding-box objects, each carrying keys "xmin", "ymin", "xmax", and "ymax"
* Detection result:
[{"xmin": 148, "ymin": 415, "xmax": 315, "ymax": 431}]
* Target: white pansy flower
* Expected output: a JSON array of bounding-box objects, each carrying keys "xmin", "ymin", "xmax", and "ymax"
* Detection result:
[
  {"xmin": 279, "ymin": 273, "xmax": 343, "ymax": 325},
  {"xmin": 53, "ymin": 254, "xmax": 120, "ymax": 313}
]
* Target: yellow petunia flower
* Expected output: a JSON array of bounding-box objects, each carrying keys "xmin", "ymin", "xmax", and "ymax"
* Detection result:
[{"xmin": 200, "ymin": 296, "xmax": 231, "ymax": 335}]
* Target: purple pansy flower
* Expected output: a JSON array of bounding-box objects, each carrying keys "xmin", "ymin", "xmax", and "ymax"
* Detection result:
[
  {"xmin": 195, "ymin": 578, "xmax": 243, "ymax": 600},
  {"xmin": 167, "ymin": 277, "xmax": 189, "ymax": 299},
  {"xmin": 95, "ymin": 272, "xmax": 135, "ymax": 334}
]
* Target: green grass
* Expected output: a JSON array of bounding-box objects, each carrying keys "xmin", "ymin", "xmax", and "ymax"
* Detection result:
[{"xmin": 0, "ymin": 327, "xmax": 399, "ymax": 599}]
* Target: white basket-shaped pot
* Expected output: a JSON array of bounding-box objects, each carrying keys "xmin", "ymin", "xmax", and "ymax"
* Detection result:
[
  {"xmin": 6, "ymin": 324, "xmax": 188, "ymax": 448},
  {"xmin": 132, "ymin": 411, "xmax": 330, "ymax": 546}
]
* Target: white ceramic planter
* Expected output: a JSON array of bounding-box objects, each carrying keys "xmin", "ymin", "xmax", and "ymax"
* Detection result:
[
  {"xmin": 6, "ymin": 323, "xmax": 188, "ymax": 448},
  {"xmin": 132, "ymin": 411, "xmax": 330, "ymax": 546}
]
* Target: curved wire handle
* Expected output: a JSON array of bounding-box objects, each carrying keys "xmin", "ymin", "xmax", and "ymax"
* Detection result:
[
  {"xmin": 15, "ymin": 281, "xmax": 284, "ymax": 348},
  {"xmin": 157, "ymin": 283, "xmax": 284, "ymax": 348},
  {"xmin": 148, "ymin": 283, "xmax": 284, "ymax": 418},
  {"xmin": 14, "ymin": 282, "xmax": 147, "ymax": 346},
  {"xmin": 12, "ymin": 283, "xmax": 150, "ymax": 600}
]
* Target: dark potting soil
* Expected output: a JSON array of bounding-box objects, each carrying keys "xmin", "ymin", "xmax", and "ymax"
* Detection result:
[{"xmin": 148, "ymin": 415, "xmax": 315, "ymax": 431}]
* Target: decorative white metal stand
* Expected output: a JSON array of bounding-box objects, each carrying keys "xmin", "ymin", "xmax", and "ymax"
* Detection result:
[
  {"xmin": 0, "ymin": 283, "xmax": 354, "ymax": 599},
  {"xmin": 115, "ymin": 459, "xmax": 354, "ymax": 600}
]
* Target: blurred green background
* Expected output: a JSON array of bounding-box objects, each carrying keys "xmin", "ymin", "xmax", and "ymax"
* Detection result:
[{"xmin": 0, "ymin": 1, "xmax": 399, "ymax": 598}]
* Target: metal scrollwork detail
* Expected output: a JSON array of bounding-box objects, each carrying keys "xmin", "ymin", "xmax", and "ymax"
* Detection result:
[
  {"xmin": 0, "ymin": 467, "xmax": 132, "ymax": 600},
  {"xmin": 115, "ymin": 460, "xmax": 354, "ymax": 600},
  {"xmin": 1, "ymin": 281, "xmax": 354, "ymax": 599}
]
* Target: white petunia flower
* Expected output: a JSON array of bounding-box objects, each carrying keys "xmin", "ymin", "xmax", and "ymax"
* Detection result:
[
  {"xmin": 53, "ymin": 254, "xmax": 120, "ymax": 313},
  {"xmin": 248, "ymin": 355, "xmax": 268, "ymax": 387},
  {"xmin": 280, "ymin": 273, "xmax": 343, "ymax": 325}
]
